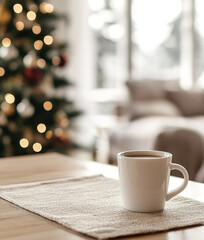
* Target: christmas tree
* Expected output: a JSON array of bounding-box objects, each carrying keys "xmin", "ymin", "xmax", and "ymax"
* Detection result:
[{"xmin": 0, "ymin": 0, "xmax": 80, "ymax": 157}]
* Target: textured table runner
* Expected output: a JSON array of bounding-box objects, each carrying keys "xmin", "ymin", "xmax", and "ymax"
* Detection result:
[{"xmin": 0, "ymin": 175, "xmax": 204, "ymax": 239}]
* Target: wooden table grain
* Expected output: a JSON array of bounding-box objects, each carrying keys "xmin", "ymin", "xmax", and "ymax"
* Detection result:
[{"xmin": 0, "ymin": 152, "xmax": 204, "ymax": 240}]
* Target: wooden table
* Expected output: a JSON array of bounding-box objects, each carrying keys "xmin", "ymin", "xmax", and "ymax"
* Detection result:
[{"xmin": 0, "ymin": 152, "xmax": 204, "ymax": 240}]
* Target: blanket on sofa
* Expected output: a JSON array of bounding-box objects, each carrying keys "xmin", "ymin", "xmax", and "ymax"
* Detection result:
[{"xmin": 109, "ymin": 116, "xmax": 204, "ymax": 182}]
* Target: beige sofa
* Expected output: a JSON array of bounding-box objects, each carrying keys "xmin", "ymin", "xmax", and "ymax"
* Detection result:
[{"xmin": 109, "ymin": 80, "xmax": 204, "ymax": 182}]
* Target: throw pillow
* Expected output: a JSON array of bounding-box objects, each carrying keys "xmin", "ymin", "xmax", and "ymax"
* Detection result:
[
  {"xmin": 129, "ymin": 99, "xmax": 182, "ymax": 120},
  {"xmin": 126, "ymin": 80, "xmax": 178, "ymax": 101},
  {"xmin": 166, "ymin": 90, "xmax": 204, "ymax": 116}
]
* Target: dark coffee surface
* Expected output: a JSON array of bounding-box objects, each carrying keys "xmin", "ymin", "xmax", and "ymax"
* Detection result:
[{"xmin": 123, "ymin": 154, "xmax": 160, "ymax": 158}]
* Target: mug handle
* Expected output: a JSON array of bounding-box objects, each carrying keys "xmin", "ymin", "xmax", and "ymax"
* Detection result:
[{"xmin": 166, "ymin": 163, "xmax": 189, "ymax": 201}]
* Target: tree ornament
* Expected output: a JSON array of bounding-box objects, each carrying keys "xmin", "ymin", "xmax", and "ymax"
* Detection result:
[
  {"xmin": 52, "ymin": 127, "xmax": 69, "ymax": 145},
  {"xmin": 0, "ymin": 3, "xmax": 11, "ymax": 25},
  {"xmin": 23, "ymin": 51, "xmax": 36, "ymax": 67},
  {"xmin": 6, "ymin": 45, "xmax": 19, "ymax": 60},
  {"xmin": 17, "ymin": 98, "xmax": 35, "ymax": 118},
  {"xmin": 52, "ymin": 134, "xmax": 69, "ymax": 145},
  {"xmin": 59, "ymin": 53, "xmax": 68, "ymax": 67},
  {"xmin": 23, "ymin": 67, "xmax": 42, "ymax": 84}
]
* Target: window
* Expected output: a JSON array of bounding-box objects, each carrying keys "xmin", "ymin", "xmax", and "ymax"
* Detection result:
[
  {"xmin": 131, "ymin": 0, "xmax": 181, "ymax": 80},
  {"xmin": 88, "ymin": 0, "xmax": 203, "ymax": 90},
  {"xmin": 88, "ymin": 0, "xmax": 126, "ymax": 88}
]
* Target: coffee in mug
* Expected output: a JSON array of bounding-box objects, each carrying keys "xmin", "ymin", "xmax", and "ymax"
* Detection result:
[{"xmin": 117, "ymin": 150, "xmax": 189, "ymax": 212}]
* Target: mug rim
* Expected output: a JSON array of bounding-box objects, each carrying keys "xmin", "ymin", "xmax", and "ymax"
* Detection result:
[{"xmin": 117, "ymin": 150, "xmax": 172, "ymax": 159}]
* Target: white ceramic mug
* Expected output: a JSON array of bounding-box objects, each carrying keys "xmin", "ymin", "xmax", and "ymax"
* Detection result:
[{"xmin": 117, "ymin": 150, "xmax": 189, "ymax": 212}]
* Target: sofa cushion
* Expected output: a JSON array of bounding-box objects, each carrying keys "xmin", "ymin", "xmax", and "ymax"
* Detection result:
[
  {"xmin": 167, "ymin": 90, "xmax": 204, "ymax": 116},
  {"xmin": 126, "ymin": 80, "xmax": 179, "ymax": 100},
  {"xmin": 129, "ymin": 99, "xmax": 182, "ymax": 119}
]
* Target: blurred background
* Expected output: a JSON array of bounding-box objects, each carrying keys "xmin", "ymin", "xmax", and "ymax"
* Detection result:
[{"xmin": 1, "ymin": 0, "xmax": 204, "ymax": 171}]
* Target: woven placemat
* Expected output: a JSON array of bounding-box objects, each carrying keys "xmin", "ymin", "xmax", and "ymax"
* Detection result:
[{"xmin": 0, "ymin": 175, "xmax": 204, "ymax": 239}]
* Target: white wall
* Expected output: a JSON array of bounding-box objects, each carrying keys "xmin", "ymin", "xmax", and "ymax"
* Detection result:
[
  {"xmin": 51, "ymin": 0, "xmax": 97, "ymax": 146},
  {"xmin": 51, "ymin": 0, "xmax": 96, "ymax": 111}
]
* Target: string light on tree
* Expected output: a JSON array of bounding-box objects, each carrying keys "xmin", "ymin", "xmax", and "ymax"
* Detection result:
[
  {"xmin": 27, "ymin": 11, "xmax": 36, "ymax": 21},
  {"xmin": 40, "ymin": 2, "xmax": 54, "ymax": 14},
  {"xmin": 37, "ymin": 123, "xmax": 46, "ymax": 133},
  {"xmin": 33, "ymin": 142, "xmax": 42, "ymax": 152},
  {"xmin": 34, "ymin": 40, "xmax": 43, "ymax": 50},
  {"xmin": 47, "ymin": 4, "xmax": 54, "ymax": 13},
  {"xmin": 13, "ymin": 3, "xmax": 23, "ymax": 14},
  {"xmin": 19, "ymin": 138, "xmax": 29, "ymax": 148},
  {"xmin": 43, "ymin": 101, "xmax": 53, "ymax": 111},
  {"xmin": 2, "ymin": 38, "xmax": 11, "ymax": 47},
  {"xmin": 45, "ymin": 130, "xmax": 53, "ymax": 139},
  {"xmin": 44, "ymin": 35, "xmax": 53, "ymax": 45},
  {"xmin": 0, "ymin": 67, "xmax": 5, "ymax": 76},
  {"xmin": 52, "ymin": 56, "xmax": 60, "ymax": 66},
  {"xmin": 39, "ymin": 2, "xmax": 47, "ymax": 13},
  {"xmin": 32, "ymin": 24, "xmax": 41, "ymax": 34},
  {"xmin": 52, "ymin": 54, "xmax": 68, "ymax": 67},
  {"xmin": 37, "ymin": 58, "xmax": 46, "ymax": 68},
  {"xmin": 16, "ymin": 21, "xmax": 24, "ymax": 31},
  {"xmin": 5, "ymin": 93, "xmax": 15, "ymax": 104}
]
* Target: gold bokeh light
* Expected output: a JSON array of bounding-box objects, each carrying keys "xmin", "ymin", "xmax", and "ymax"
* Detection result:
[
  {"xmin": 39, "ymin": 2, "xmax": 47, "ymax": 13},
  {"xmin": 37, "ymin": 58, "xmax": 46, "ymax": 68},
  {"xmin": 16, "ymin": 21, "xmax": 24, "ymax": 31},
  {"xmin": 44, "ymin": 35, "xmax": 53, "ymax": 45},
  {"xmin": 43, "ymin": 101, "xmax": 53, "ymax": 111},
  {"xmin": 37, "ymin": 123, "xmax": 46, "ymax": 133},
  {"xmin": 32, "ymin": 24, "xmax": 41, "ymax": 34},
  {"xmin": 13, "ymin": 3, "xmax": 23, "ymax": 13},
  {"xmin": 19, "ymin": 138, "xmax": 29, "ymax": 148},
  {"xmin": 33, "ymin": 143, "xmax": 42, "ymax": 152},
  {"xmin": 5, "ymin": 93, "xmax": 15, "ymax": 104},
  {"xmin": 46, "ymin": 3, "xmax": 54, "ymax": 13},
  {"xmin": 0, "ymin": 67, "xmax": 5, "ymax": 77},
  {"xmin": 27, "ymin": 11, "xmax": 36, "ymax": 21},
  {"xmin": 40, "ymin": 2, "xmax": 54, "ymax": 13},
  {"xmin": 34, "ymin": 40, "xmax": 43, "ymax": 50},
  {"xmin": 2, "ymin": 38, "xmax": 11, "ymax": 48},
  {"xmin": 52, "ymin": 56, "xmax": 60, "ymax": 66},
  {"xmin": 45, "ymin": 130, "xmax": 53, "ymax": 139}
]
